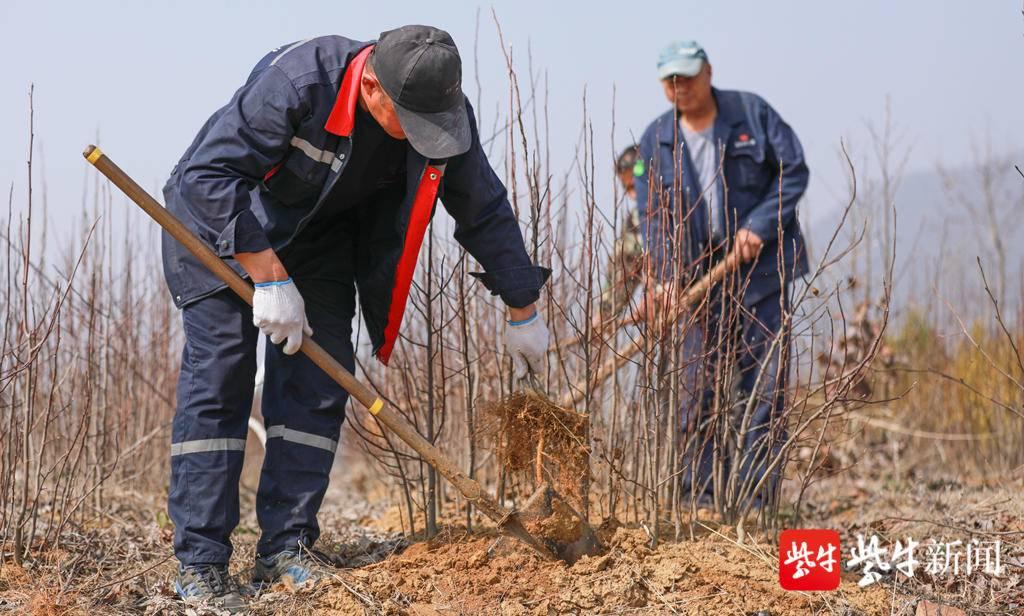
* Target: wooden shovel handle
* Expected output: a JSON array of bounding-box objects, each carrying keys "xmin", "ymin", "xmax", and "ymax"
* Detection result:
[
  {"xmin": 559, "ymin": 257, "xmax": 735, "ymax": 408},
  {"xmin": 552, "ymin": 256, "xmax": 738, "ymax": 352}
]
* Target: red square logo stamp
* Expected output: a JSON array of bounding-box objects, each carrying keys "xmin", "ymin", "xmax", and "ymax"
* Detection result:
[{"xmin": 779, "ymin": 529, "xmax": 841, "ymax": 591}]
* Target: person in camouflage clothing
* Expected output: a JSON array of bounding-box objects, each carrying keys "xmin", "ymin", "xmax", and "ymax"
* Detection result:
[{"xmin": 600, "ymin": 146, "xmax": 645, "ymax": 316}]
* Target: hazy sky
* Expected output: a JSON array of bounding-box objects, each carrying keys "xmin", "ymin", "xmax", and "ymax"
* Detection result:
[{"xmin": 1, "ymin": 1, "xmax": 1022, "ymax": 239}]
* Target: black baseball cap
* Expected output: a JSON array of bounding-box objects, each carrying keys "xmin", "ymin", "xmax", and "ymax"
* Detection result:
[{"xmin": 371, "ymin": 25, "xmax": 470, "ymax": 159}]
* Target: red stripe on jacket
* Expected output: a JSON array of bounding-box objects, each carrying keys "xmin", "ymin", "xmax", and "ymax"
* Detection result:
[
  {"xmin": 375, "ymin": 166, "xmax": 443, "ymax": 364},
  {"xmin": 324, "ymin": 45, "xmax": 374, "ymax": 137}
]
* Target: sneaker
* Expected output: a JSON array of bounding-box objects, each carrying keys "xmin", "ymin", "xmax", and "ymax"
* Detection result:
[
  {"xmin": 174, "ymin": 564, "xmax": 247, "ymax": 613},
  {"xmin": 252, "ymin": 549, "xmax": 327, "ymax": 590}
]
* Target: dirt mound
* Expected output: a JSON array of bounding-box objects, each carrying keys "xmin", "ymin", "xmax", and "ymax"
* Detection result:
[{"xmin": 322, "ymin": 526, "xmax": 892, "ymax": 615}]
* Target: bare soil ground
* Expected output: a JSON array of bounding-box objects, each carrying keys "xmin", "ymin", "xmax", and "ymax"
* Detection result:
[{"xmin": 2, "ymin": 436, "xmax": 1021, "ymax": 615}]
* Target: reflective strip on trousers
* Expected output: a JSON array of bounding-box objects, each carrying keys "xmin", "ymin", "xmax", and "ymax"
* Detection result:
[
  {"xmin": 170, "ymin": 438, "xmax": 247, "ymax": 456},
  {"xmin": 265, "ymin": 425, "xmax": 338, "ymax": 454}
]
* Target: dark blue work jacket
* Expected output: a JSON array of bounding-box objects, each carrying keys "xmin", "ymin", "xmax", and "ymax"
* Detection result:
[
  {"xmin": 634, "ymin": 88, "xmax": 809, "ymax": 306},
  {"xmin": 162, "ymin": 36, "xmax": 548, "ymax": 364}
]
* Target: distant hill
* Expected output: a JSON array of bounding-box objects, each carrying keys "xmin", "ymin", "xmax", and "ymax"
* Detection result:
[{"xmin": 808, "ymin": 152, "xmax": 1024, "ymax": 312}]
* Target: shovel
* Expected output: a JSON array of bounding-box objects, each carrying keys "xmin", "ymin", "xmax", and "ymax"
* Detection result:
[
  {"xmin": 83, "ymin": 145, "xmax": 603, "ymax": 564},
  {"xmin": 559, "ymin": 256, "xmax": 736, "ymax": 408}
]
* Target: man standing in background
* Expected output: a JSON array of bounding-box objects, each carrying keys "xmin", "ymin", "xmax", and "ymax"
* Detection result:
[{"xmin": 634, "ymin": 40, "xmax": 809, "ymax": 507}]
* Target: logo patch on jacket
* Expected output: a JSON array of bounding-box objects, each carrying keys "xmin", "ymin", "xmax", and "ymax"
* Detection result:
[
  {"xmin": 633, "ymin": 159, "xmax": 646, "ymax": 177},
  {"xmin": 733, "ymin": 133, "xmax": 758, "ymax": 149}
]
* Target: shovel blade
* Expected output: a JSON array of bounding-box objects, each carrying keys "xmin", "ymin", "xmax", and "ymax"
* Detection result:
[{"xmin": 516, "ymin": 484, "xmax": 605, "ymax": 564}]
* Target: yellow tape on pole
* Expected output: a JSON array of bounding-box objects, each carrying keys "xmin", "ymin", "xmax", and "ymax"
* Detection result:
[
  {"xmin": 86, "ymin": 147, "xmax": 103, "ymax": 165},
  {"xmin": 368, "ymin": 398, "xmax": 383, "ymax": 415}
]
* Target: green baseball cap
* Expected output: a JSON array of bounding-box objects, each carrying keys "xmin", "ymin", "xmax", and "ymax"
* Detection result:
[{"xmin": 657, "ymin": 40, "xmax": 708, "ymax": 79}]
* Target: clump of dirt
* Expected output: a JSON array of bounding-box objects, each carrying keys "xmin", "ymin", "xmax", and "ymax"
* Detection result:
[
  {"xmin": 528, "ymin": 496, "xmax": 585, "ymax": 546},
  {"xmin": 321, "ymin": 525, "xmax": 894, "ymax": 615},
  {"xmin": 480, "ymin": 390, "xmax": 590, "ymax": 505}
]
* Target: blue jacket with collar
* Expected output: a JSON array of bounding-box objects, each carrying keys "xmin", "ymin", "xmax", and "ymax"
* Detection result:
[
  {"xmin": 634, "ymin": 88, "xmax": 809, "ymax": 305},
  {"xmin": 161, "ymin": 36, "xmax": 549, "ymax": 364}
]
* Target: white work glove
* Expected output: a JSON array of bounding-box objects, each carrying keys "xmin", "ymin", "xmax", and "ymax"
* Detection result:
[
  {"xmin": 503, "ymin": 311, "xmax": 550, "ymax": 380},
  {"xmin": 252, "ymin": 277, "xmax": 312, "ymax": 355}
]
